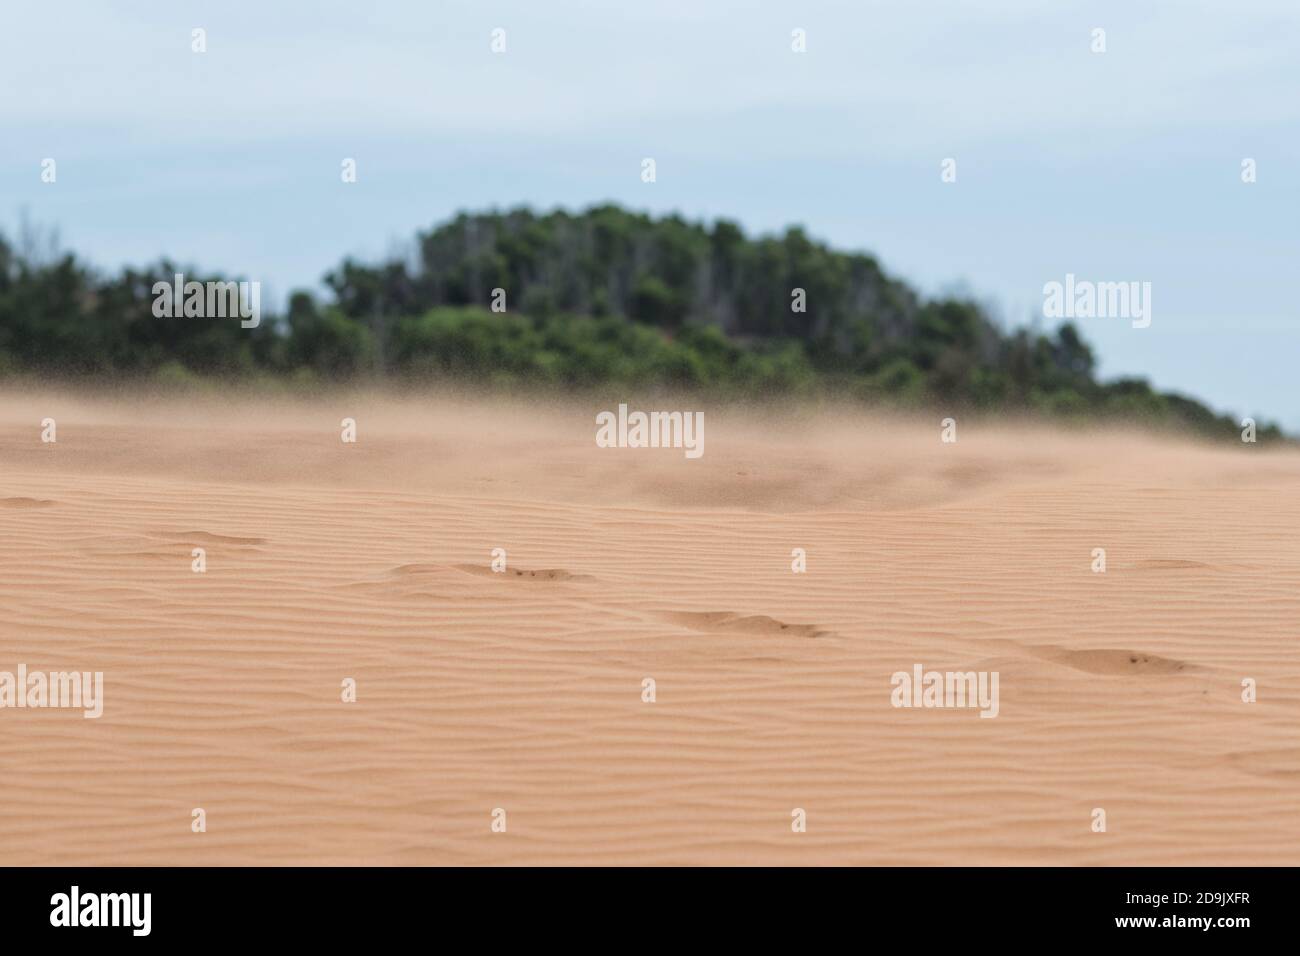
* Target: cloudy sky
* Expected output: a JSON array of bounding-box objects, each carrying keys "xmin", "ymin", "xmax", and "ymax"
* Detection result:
[{"xmin": 3, "ymin": 1, "xmax": 1297, "ymax": 425}]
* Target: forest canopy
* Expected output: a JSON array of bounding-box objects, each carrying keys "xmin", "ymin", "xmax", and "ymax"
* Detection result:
[{"xmin": 0, "ymin": 205, "xmax": 1280, "ymax": 441}]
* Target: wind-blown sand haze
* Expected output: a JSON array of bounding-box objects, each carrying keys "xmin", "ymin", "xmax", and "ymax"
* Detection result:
[{"xmin": 2, "ymin": 391, "xmax": 1298, "ymax": 865}]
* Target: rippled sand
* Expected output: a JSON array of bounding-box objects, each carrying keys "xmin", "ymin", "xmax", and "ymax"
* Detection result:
[{"xmin": 2, "ymin": 390, "xmax": 1297, "ymax": 864}]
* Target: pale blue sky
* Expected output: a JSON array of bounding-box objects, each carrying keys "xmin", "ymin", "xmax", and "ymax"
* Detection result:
[{"xmin": 3, "ymin": 1, "xmax": 1297, "ymax": 426}]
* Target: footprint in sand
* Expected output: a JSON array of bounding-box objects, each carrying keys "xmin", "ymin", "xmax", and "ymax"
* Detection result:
[
  {"xmin": 453, "ymin": 563, "xmax": 592, "ymax": 582},
  {"xmin": 1024, "ymin": 644, "xmax": 1192, "ymax": 676},
  {"xmin": 659, "ymin": 610, "xmax": 830, "ymax": 638}
]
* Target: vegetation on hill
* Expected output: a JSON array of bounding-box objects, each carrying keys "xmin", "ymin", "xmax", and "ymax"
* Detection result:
[{"xmin": 0, "ymin": 206, "xmax": 1281, "ymax": 441}]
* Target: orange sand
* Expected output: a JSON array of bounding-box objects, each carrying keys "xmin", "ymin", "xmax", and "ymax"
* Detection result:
[{"xmin": 2, "ymin": 390, "xmax": 1297, "ymax": 864}]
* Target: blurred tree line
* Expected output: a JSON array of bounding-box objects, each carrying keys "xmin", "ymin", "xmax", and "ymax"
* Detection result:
[{"xmin": 0, "ymin": 206, "xmax": 1280, "ymax": 440}]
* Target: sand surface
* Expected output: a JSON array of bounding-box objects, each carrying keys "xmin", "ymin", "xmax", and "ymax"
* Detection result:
[{"xmin": 1, "ymin": 390, "xmax": 1297, "ymax": 865}]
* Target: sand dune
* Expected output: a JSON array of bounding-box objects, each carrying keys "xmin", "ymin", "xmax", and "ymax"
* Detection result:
[{"xmin": 1, "ymin": 390, "xmax": 1298, "ymax": 865}]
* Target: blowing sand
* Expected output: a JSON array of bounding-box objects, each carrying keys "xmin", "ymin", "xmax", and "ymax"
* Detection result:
[{"xmin": 1, "ymin": 390, "xmax": 1298, "ymax": 865}]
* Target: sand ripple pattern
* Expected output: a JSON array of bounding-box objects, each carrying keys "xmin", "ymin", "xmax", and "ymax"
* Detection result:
[{"xmin": 2, "ymin": 397, "xmax": 1298, "ymax": 864}]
